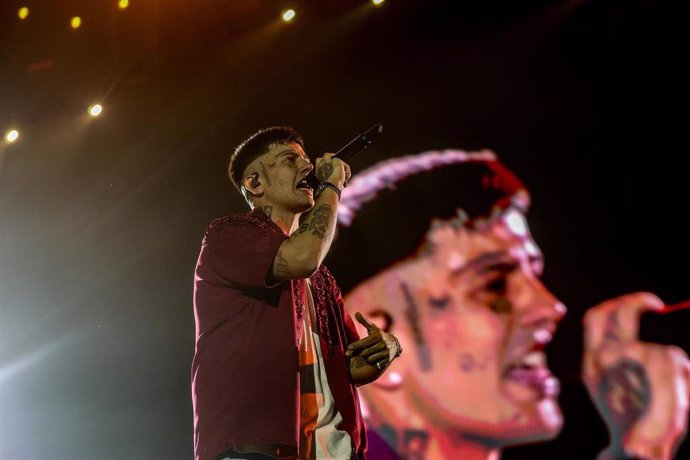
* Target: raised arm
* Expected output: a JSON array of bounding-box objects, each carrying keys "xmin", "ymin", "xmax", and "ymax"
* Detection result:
[
  {"xmin": 271, "ymin": 153, "xmax": 350, "ymax": 280},
  {"xmin": 583, "ymin": 292, "xmax": 690, "ymax": 460}
]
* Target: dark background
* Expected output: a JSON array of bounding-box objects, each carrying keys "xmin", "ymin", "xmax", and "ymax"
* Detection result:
[{"xmin": 1, "ymin": 0, "xmax": 687, "ymax": 458}]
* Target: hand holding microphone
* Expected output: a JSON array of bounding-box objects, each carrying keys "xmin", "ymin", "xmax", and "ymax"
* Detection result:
[
  {"xmin": 312, "ymin": 153, "xmax": 351, "ymax": 200},
  {"xmin": 315, "ymin": 153, "xmax": 351, "ymax": 189},
  {"xmin": 306, "ymin": 123, "xmax": 383, "ymax": 190}
]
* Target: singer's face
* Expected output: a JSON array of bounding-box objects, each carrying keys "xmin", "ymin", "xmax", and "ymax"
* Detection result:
[
  {"xmin": 249, "ymin": 142, "xmax": 315, "ymax": 214},
  {"xmin": 347, "ymin": 209, "xmax": 566, "ymax": 447}
]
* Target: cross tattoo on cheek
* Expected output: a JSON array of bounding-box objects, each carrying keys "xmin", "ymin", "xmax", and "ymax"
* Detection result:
[{"xmin": 259, "ymin": 161, "xmax": 272, "ymax": 187}]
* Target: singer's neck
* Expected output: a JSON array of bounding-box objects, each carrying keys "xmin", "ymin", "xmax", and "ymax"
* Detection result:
[{"xmin": 256, "ymin": 205, "xmax": 300, "ymax": 235}]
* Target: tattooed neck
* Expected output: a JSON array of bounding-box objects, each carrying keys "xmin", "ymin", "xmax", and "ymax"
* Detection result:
[
  {"xmin": 373, "ymin": 424, "xmax": 430, "ymax": 460},
  {"xmin": 259, "ymin": 205, "xmax": 273, "ymax": 218}
]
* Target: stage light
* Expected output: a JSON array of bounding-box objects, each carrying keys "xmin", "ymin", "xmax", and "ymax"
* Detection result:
[
  {"xmin": 18, "ymin": 7, "xmax": 29, "ymax": 20},
  {"xmin": 88, "ymin": 104, "xmax": 103, "ymax": 117},
  {"xmin": 118, "ymin": 0, "xmax": 129, "ymax": 10},
  {"xmin": 70, "ymin": 16, "xmax": 82, "ymax": 29},
  {"xmin": 5, "ymin": 130, "xmax": 20, "ymax": 143},
  {"xmin": 281, "ymin": 9, "xmax": 296, "ymax": 22},
  {"xmin": 372, "ymin": 0, "xmax": 385, "ymax": 5}
]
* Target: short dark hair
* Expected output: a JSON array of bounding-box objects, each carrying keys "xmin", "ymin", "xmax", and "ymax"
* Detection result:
[
  {"xmin": 326, "ymin": 150, "xmax": 530, "ymax": 294},
  {"xmin": 228, "ymin": 126, "xmax": 305, "ymax": 192}
]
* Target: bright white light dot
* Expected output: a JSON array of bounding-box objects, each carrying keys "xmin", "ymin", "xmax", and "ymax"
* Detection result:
[
  {"xmin": 281, "ymin": 9, "xmax": 296, "ymax": 22},
  {"xmin": 388, "ymin": 372, "xmax": 402, "ymax": 384},
  {"xmin": 88, "ymin": 104, "xmax": 103, "ymax": 117},
  {"xmin": 504, "ymin": 209, "xmax": 528, "ymax": 237},
  {"xmin": 372, "ymin": 0, "xmax": 385, "ymax": 5},
  {"xmin": 5, "ymin": 130, "xmax": 19, "ymax": 143}
]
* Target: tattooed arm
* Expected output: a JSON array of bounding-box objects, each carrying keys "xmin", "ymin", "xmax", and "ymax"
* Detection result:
[
  {"xmin": 583, "ymin": 293, "xmax": 690, "ymax": 460},
  {"xmin": 271, "ymin": 153, "xmax": 350, "ymax": 280}
]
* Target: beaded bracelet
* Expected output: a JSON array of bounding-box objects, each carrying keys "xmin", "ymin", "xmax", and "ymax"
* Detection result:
[{"xmin": 315, "ymin": 181, "xmax": 342, "ymax": 201}]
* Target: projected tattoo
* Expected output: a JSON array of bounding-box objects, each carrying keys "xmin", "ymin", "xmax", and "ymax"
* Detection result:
[
  {"xmin": 400, "ymin": 282, "xmax": 432, "ymax": 370},
  {"xmin": 308, "ymin": 204, "xmax": 332, "ymax": 239},
  {"xmin": 267, "ymin": 161, "xmax": 276, "ymax": 170},
  {"xmin": 403, "ymin": 429, "xmax": 430, "ymax": 460},
  {"xmin": 275, "ymin": 250, "xmax": 292, "ymax": 277},
  {"xmin": 458, "ymin": 353, "xmax": 487, "ymax": 373},
  {"xmin": 376, "ymin": 424, "xmax": 398, "ymax": 454},
  {"xmin": 604, "ymin": 311, "xmax": 621, "ymax": 343},
  {"xmin": 317, "ymin": 162, "xmax": 334, "ymax": 181},
  {"xmin": 260, "ymin": 161, "xmax": 272, "ymax": 187},
  {"xmin": 260, "ymin": 206, "xmax": 273, "ymax": 218},
  {"xmin": 298, "ymin": 222, "xmax": 309, "ymax": 234},
  {"xmin": 598, "ymin": 359, "xmax": 651, "ymax": 434}
]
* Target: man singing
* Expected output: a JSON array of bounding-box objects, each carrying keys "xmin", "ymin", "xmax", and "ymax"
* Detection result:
[{"xmin": 191, "ymin": 127, "xmax": 402, "ymax": 460}]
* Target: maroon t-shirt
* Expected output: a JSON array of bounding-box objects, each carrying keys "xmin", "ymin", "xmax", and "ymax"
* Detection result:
[{"xmin": 192, "ymin": 208, "xmax": 367, "ymax": 460}]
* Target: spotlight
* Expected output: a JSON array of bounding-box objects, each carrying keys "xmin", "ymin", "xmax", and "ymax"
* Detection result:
[
  {"xmin": 70, "ymin": 16, "xmax": 82, "ymax": 29},
  {"xmin": 88, "ymin": 104, "xmax": 103, "ymax": 117},
  {"xmin": 281, "ymin": 9, "xmax": 296, "ymax": 22},
  {"xmin": 118, "ymin": 0, "xmax": 129, "ymax": 10},
  {"xmin": 18, "ymin": 7, "xmax": 29, "ymax": 20},
  {"xmin": 5, "ymin": 130, "xmax": 20, "ymax": 143},
  {"xmin": 372, "ymin": 0, "xmax": 385, "ymax": 5}
]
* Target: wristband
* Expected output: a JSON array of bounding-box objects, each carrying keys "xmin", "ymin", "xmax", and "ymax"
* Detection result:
[{"xmin": 315, "ymin": 181, "xmax": 342, "ymax": 201}]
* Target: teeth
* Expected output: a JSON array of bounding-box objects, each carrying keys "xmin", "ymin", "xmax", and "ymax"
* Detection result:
[
  {"xmin": 533, "ymin": 329, "xmax": 553, "ymax": 344},
  {"xmin": 544, "ymin": 376, "xmax": 560, "ymax": 396},
  {"xmin": 522, "ymin": 351, "xmax": 546, "ymax": 367}
]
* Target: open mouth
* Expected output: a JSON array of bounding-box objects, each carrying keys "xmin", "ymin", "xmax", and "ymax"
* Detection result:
[
  {"xmin": 295, "ymin": 178, "xmax": 312, "ymax": 192},
  {"xmin": 504, "ymin": 350, "xmax": 560, "ymax": 398}
]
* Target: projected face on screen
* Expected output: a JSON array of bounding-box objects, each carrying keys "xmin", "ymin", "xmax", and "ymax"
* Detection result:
[{"xmin": 345, "ymin": 208, "xmax": 566, "ymax": 458}]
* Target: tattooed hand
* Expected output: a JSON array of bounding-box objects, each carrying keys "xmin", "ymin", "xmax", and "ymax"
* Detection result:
[
  {"xmin": 583, "ymin": 292, "xmax": 690, "ymax": 460},
  {"xmin": 315, "ymin": 152, "xmax": 351, "ymax": 189}
]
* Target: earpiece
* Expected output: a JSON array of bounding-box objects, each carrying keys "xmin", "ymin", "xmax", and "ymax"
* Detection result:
[
  {"xmin": 250, "ymin": 174, "xmax": 260, "ymax": 189},
  {"xmin": 241, "ymin": 174, "xmax": 262, "ymax": 202}
]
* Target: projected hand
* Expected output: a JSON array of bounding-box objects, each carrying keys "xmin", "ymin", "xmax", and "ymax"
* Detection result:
[{"xmin": 583, "ymin": 292, "xmax": 690, "ymax": 460}]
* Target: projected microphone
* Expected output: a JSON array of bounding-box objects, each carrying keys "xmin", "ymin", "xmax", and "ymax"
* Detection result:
[
  {"xmin": 306, "ymin": 123, "xmax": 384, "ymax": 189},
  {"xmin": 640, "ymin": 299, "xmax": 690, "ymax": 349}
]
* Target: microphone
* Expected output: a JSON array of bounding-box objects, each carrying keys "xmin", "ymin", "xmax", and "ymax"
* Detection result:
[
  {"xmin": 334, "ymin": 123, "xmax": 384, "ymax": 162},
  {"xmin": 306, "ymin": 123, "xmax": 384, "ymax": 189}
]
